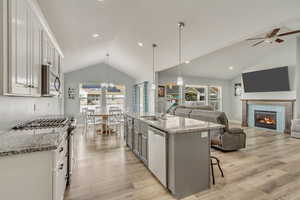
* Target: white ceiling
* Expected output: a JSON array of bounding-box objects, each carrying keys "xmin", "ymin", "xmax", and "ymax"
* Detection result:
[
  {"xmin": 161, "ymin": 33, "xmax": 297, "ymax": 80},
  {"xmin": 37, "ymin": 0, "xmax": 300, "ymax": 81}
]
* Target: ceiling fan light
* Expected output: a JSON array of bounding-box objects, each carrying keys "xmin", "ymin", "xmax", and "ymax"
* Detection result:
[{"xmin": 265, "ymin": 38, "xmax": 272, "ymax": 43}]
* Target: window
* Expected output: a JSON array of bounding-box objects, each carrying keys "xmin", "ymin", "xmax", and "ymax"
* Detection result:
[
  {"xmin": 79, "ymin": 83, "xmax": 126, "ymax": 113},
  {"xmin": 184, "ymin": 85, "xmax": 222, "ymax": 111}
]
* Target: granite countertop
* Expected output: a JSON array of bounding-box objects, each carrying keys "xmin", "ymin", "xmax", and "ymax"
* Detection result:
[
  {"xmin": 126, "ymin": 112, "xmax": 224, "ymax": 134},
  {"xmin": 0, "ymin": 127, "xmax": 68, "ymax": 157}
]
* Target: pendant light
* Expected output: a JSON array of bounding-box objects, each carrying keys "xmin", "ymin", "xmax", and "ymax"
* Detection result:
[
  {"xmin": 177, "ymin": 22, "xmax": 185, "ymax": 86},
  {"xmin": 151, "ymin": 44, "xmax": 157, "ymax": 90}
]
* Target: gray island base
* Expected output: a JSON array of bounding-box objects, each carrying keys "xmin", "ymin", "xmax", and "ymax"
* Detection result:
[{"xmin": 124, "ymin": 113, "xmax": 224, "ymax": 199}]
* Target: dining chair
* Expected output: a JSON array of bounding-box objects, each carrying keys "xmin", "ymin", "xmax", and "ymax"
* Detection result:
[{"xmin": 108, "ymin": 109, "xmax": 123, "ymax": 135}]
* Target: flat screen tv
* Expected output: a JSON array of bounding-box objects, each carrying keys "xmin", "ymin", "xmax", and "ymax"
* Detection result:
[{"xmin": 242, "ymin": 66, "xmax": 290, "ymax": 93}]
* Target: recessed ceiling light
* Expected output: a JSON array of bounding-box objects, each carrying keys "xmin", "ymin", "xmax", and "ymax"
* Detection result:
[
  {"xmin": 185, "ymin": 60, "xmax": 190, "ymax": 64},
  {"xmin": 229, "ymin": 66, "xmax": 234, "ymax": 70},
  {"xmin": 138, "ymin": 42, "xmax": 143, "ymax": 47},
  {"xmin": 97, "ymin": 0, "xmax": 104, "ymax": 2},
  {"xmin": 92, "ymin": 33, "xmax": 100, "ymax": 38}
]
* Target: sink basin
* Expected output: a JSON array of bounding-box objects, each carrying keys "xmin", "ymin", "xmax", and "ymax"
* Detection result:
[{"xmin": 141, "ymin": 116, "xmax": 160, "ymax": 121}]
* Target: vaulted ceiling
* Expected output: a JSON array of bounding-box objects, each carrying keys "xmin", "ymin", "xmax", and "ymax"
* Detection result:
[{"xmin": 37, "ymin": 0, "xmax": 300, "ymax": 81}]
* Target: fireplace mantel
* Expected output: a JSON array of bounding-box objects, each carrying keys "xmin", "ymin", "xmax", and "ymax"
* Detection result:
[{"xmin": 241, "ymin": 99, "xmax": 295, "ymax": 133}]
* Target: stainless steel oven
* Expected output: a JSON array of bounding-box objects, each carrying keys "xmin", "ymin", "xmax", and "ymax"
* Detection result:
[{"xmin": 41, "ymin": 64, "xmax": 61, "ymax": 96}]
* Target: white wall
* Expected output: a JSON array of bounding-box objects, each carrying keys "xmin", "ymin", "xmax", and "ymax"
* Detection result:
[
  {"xmin": 64, "ymin": 63, "xmax": 136, "ymax": 117},
  {"xmin": 157, "ymin": 72, "xmax": 232, "ymax": 115},
  {"xmin": 296, "ymin": 37, "xmax": 300, "ymax": 118},
  {"xmin": 230, "ymin": 38, "xmax": 297, "ymax": 122},
  {"xmin": 0, "ymin": 96, "xmax": 63, "ymax": 130}
]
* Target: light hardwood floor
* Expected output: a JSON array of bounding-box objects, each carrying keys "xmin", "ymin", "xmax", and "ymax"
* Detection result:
[{"xmin": 64, "ymin": 125, "xmax": 300, "ymax": 200}]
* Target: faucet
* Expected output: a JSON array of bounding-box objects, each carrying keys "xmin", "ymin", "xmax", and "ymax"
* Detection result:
[{"xmin": 161, "ymin": 102, "xmax": 178, "ymax": 119}]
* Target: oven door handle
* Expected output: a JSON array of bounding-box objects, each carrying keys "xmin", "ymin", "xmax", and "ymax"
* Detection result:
[{"xmin": 54, "ymin": 77, "xmax": 61, "ymax": 92}]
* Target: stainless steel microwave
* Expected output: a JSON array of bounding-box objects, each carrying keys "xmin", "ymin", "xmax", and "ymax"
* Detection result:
[{"xmin": 41, "ymin": 64, "xmax": 61, "ymax": 96}]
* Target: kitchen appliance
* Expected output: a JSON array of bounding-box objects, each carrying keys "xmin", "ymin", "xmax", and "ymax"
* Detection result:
[
  {"xmin": 148, "ymin": 126, "xmax": 167, "ymax": 187},
  {"xmin": 41, "ymin": 64, "xmax": 61, "ymax": 96},
  {"xmin": 12, "ymin": 117, "xmax": 77, "ymax": 186}
]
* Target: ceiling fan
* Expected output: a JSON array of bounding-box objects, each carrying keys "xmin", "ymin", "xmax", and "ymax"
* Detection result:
[{"xmin": 247, "ymin": 28, "xmax": 300, "ymax": 47}]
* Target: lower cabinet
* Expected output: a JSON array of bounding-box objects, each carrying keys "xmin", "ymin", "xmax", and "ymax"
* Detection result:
[
  {"xmin": 125, "ymin": 117, "xmax": 148, "ymax": 166},
  {"xmin": 140, "ymin": 134, "xmax": 148, "ymax": 164},
  {"xmin": 0, "ymin": 134, "xmax": 68, "ymax": 200},
  {"xmin": 133, "ymin": 131, "xmax": 140, "ymax": 155}
]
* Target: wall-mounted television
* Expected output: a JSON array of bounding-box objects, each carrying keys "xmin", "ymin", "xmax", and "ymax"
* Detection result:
[{"xmin": 242, "ymin": 66, "xmax": 290, "ymax": 93}]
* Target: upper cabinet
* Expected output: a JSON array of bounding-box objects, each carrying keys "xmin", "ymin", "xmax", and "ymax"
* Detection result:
[{"xmin": 0, "ymin": 0, "xmax": 63, "ymax": 96}]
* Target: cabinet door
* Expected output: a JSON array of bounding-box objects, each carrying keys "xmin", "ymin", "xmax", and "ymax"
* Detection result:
[
  {"xmin": 127, "ymin": 128, "xmax": 133, "ymax": 149},
  {"xmin": 141, "ymin": 135, "xmax": 148, "ymax": 164},
  {"xmin": 133, "ymin": 131, "xmax": 139, "ymax": 155},
  {"xmin": 8, "ymin": 0, "xmax": 31, "ymax": 94},
  {"xmin": 29, "ymin": 11, "xmax": 42, "ymax": 95}
]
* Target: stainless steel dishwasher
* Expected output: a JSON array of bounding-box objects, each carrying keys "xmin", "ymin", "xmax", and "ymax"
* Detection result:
[{"xmin": 148, "ymin": 126, "xmax": 167, "ymax": 187}]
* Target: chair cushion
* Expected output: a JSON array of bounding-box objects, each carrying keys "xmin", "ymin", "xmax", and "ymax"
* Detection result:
[
  {"xmin": 292, "ymin": 124, "xmax": 300, "ymax": 132},
  {"xmin": 228, "ymin": 128, "xmax": 244, "ymax": 134},
  {"xmin": 189, "ymin": 110, "xmax": 229, "ymax": 130}
]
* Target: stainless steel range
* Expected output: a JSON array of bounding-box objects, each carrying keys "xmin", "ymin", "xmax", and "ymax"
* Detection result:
[
  {"xmin": 12, "ymin": 117, "xmax": 77, "ymax": 186},
  {"xmin": 12, "ymin": 118, "xmax": 69, "ymax": 130}
]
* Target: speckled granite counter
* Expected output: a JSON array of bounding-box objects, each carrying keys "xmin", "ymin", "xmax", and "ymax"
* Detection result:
[
  {"xmin": 126, "ymin": 112, "xmax": 224, "ymax": 134},
  {"xmin": 0, "ymin": 127, "xmax": 68, "ymax": 157}
]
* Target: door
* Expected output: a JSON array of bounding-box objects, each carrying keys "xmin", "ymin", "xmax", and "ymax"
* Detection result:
[
  {"xmin": 8, "ymin": 0, "xmax": 31, "ymax": 94},
  {"xmin": 148, "ymin": 127, "xmax": 167, "ymax": 187}
]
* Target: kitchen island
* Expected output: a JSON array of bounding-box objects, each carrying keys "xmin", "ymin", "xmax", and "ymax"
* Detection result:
[{"xmin": 124, "ymin": 113, "xmax": 224, "ymax": 199}]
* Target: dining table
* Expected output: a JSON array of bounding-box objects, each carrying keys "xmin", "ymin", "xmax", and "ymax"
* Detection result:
[{"xmin": 89, "ymin": 111, "xmax": 114, "ymax": 134}]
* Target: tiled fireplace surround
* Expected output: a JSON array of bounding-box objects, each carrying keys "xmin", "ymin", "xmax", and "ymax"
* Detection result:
[{"xmin": 242, "ymin": 99, "xmax": 295, "ymax": 133}]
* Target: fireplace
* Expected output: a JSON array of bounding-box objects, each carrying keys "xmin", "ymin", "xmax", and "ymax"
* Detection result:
[{"xmin": 254, "ymin": 110, "xmax": 277, "ymax": 130}]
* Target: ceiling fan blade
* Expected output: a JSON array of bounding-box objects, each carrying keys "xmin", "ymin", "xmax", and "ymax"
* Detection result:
[
  {"xmin": 277, "ymin": 30, "xmax": 300, "ymax": 37},
  {"xmin": 252, "ymin": 40, "xmax": 265, "ymax": 47},
  {"xmin": 275, "ymin": 38, "xmax": 284, "ymax": 43},
  {"xmin": 246, "ymin": 37, "xmax": 265, "ymax": 41},
  {"xmin": 267, "ymin": 28, "xmax": 280, "ymax": 38}
]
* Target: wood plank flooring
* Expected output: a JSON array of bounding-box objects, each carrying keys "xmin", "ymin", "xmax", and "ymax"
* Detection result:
[{"xmin": 64, "ymin": 125, "xmax": 300, "ymax": 200}]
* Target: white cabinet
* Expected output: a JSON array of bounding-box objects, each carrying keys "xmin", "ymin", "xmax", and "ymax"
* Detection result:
[
  {"xmin": 0, "ymin": 134, "xmax": 69, "ymax": 200},
  {"xmin": 7, "ymin": 0, "xmax": 42, "ymax": 96},
  {"xmin": 8, "ymin": 0, "xmax": 30, "ymax": 95},
  {"xmin": 1, "ymin": 0, "xmax": 62, "ymax": 96},
  {"xmin": 42, "ymin": 32, "xmax": 60, "ymax": 76},
  {"xmin": 30, "ymin": 12, "xmax": 43, "ymax": 96}
]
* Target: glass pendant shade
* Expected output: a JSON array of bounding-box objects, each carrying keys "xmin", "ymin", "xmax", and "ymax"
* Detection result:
[
  {"xmin": 151, "ymin": 83, "xmax": 156, "ymax": 90},
  {"xmin": 177, "ymin": 76, "xmax": 183, "ymax": 86},
  {"xmin": 101, "ymin": 82, "xmax": 108, "ymax": 88},
  {"xmin": 109, "ymin": 83, "xmax": 115, "ymax": 88}
]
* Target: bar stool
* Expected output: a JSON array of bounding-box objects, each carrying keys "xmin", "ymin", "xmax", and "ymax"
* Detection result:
[{"xmin": 210, "ymin": 156, "xmax": 224, "ymax": 185}]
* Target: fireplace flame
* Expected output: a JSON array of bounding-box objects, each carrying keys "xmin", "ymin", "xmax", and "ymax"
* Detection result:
[{"xmin": 259, "ymin": 117, "xmax": 276, "ymax": 125}]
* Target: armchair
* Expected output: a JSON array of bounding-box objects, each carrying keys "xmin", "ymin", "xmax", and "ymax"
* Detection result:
[{"xmin": 291, "ymin": 119, "xmax": 300, "ymax": 139}]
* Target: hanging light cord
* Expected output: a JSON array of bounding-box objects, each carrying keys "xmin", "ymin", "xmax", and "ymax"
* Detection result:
[
  {"xmin": 152, "ymin": 44, "xmax": 157, "ymax": 83},
  {"xmin": 178, "ymin": 22, "xmax": 184, "ymax": 77}
]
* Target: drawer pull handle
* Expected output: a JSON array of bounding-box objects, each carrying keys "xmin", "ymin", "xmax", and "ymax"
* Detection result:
[
  {"xmin": 59, "ymin": 147, "xmax": 64, "ymax": 153},
  {"xmin": 59, "ymin": 164, "xmax": 64, "ymax": 170}
]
